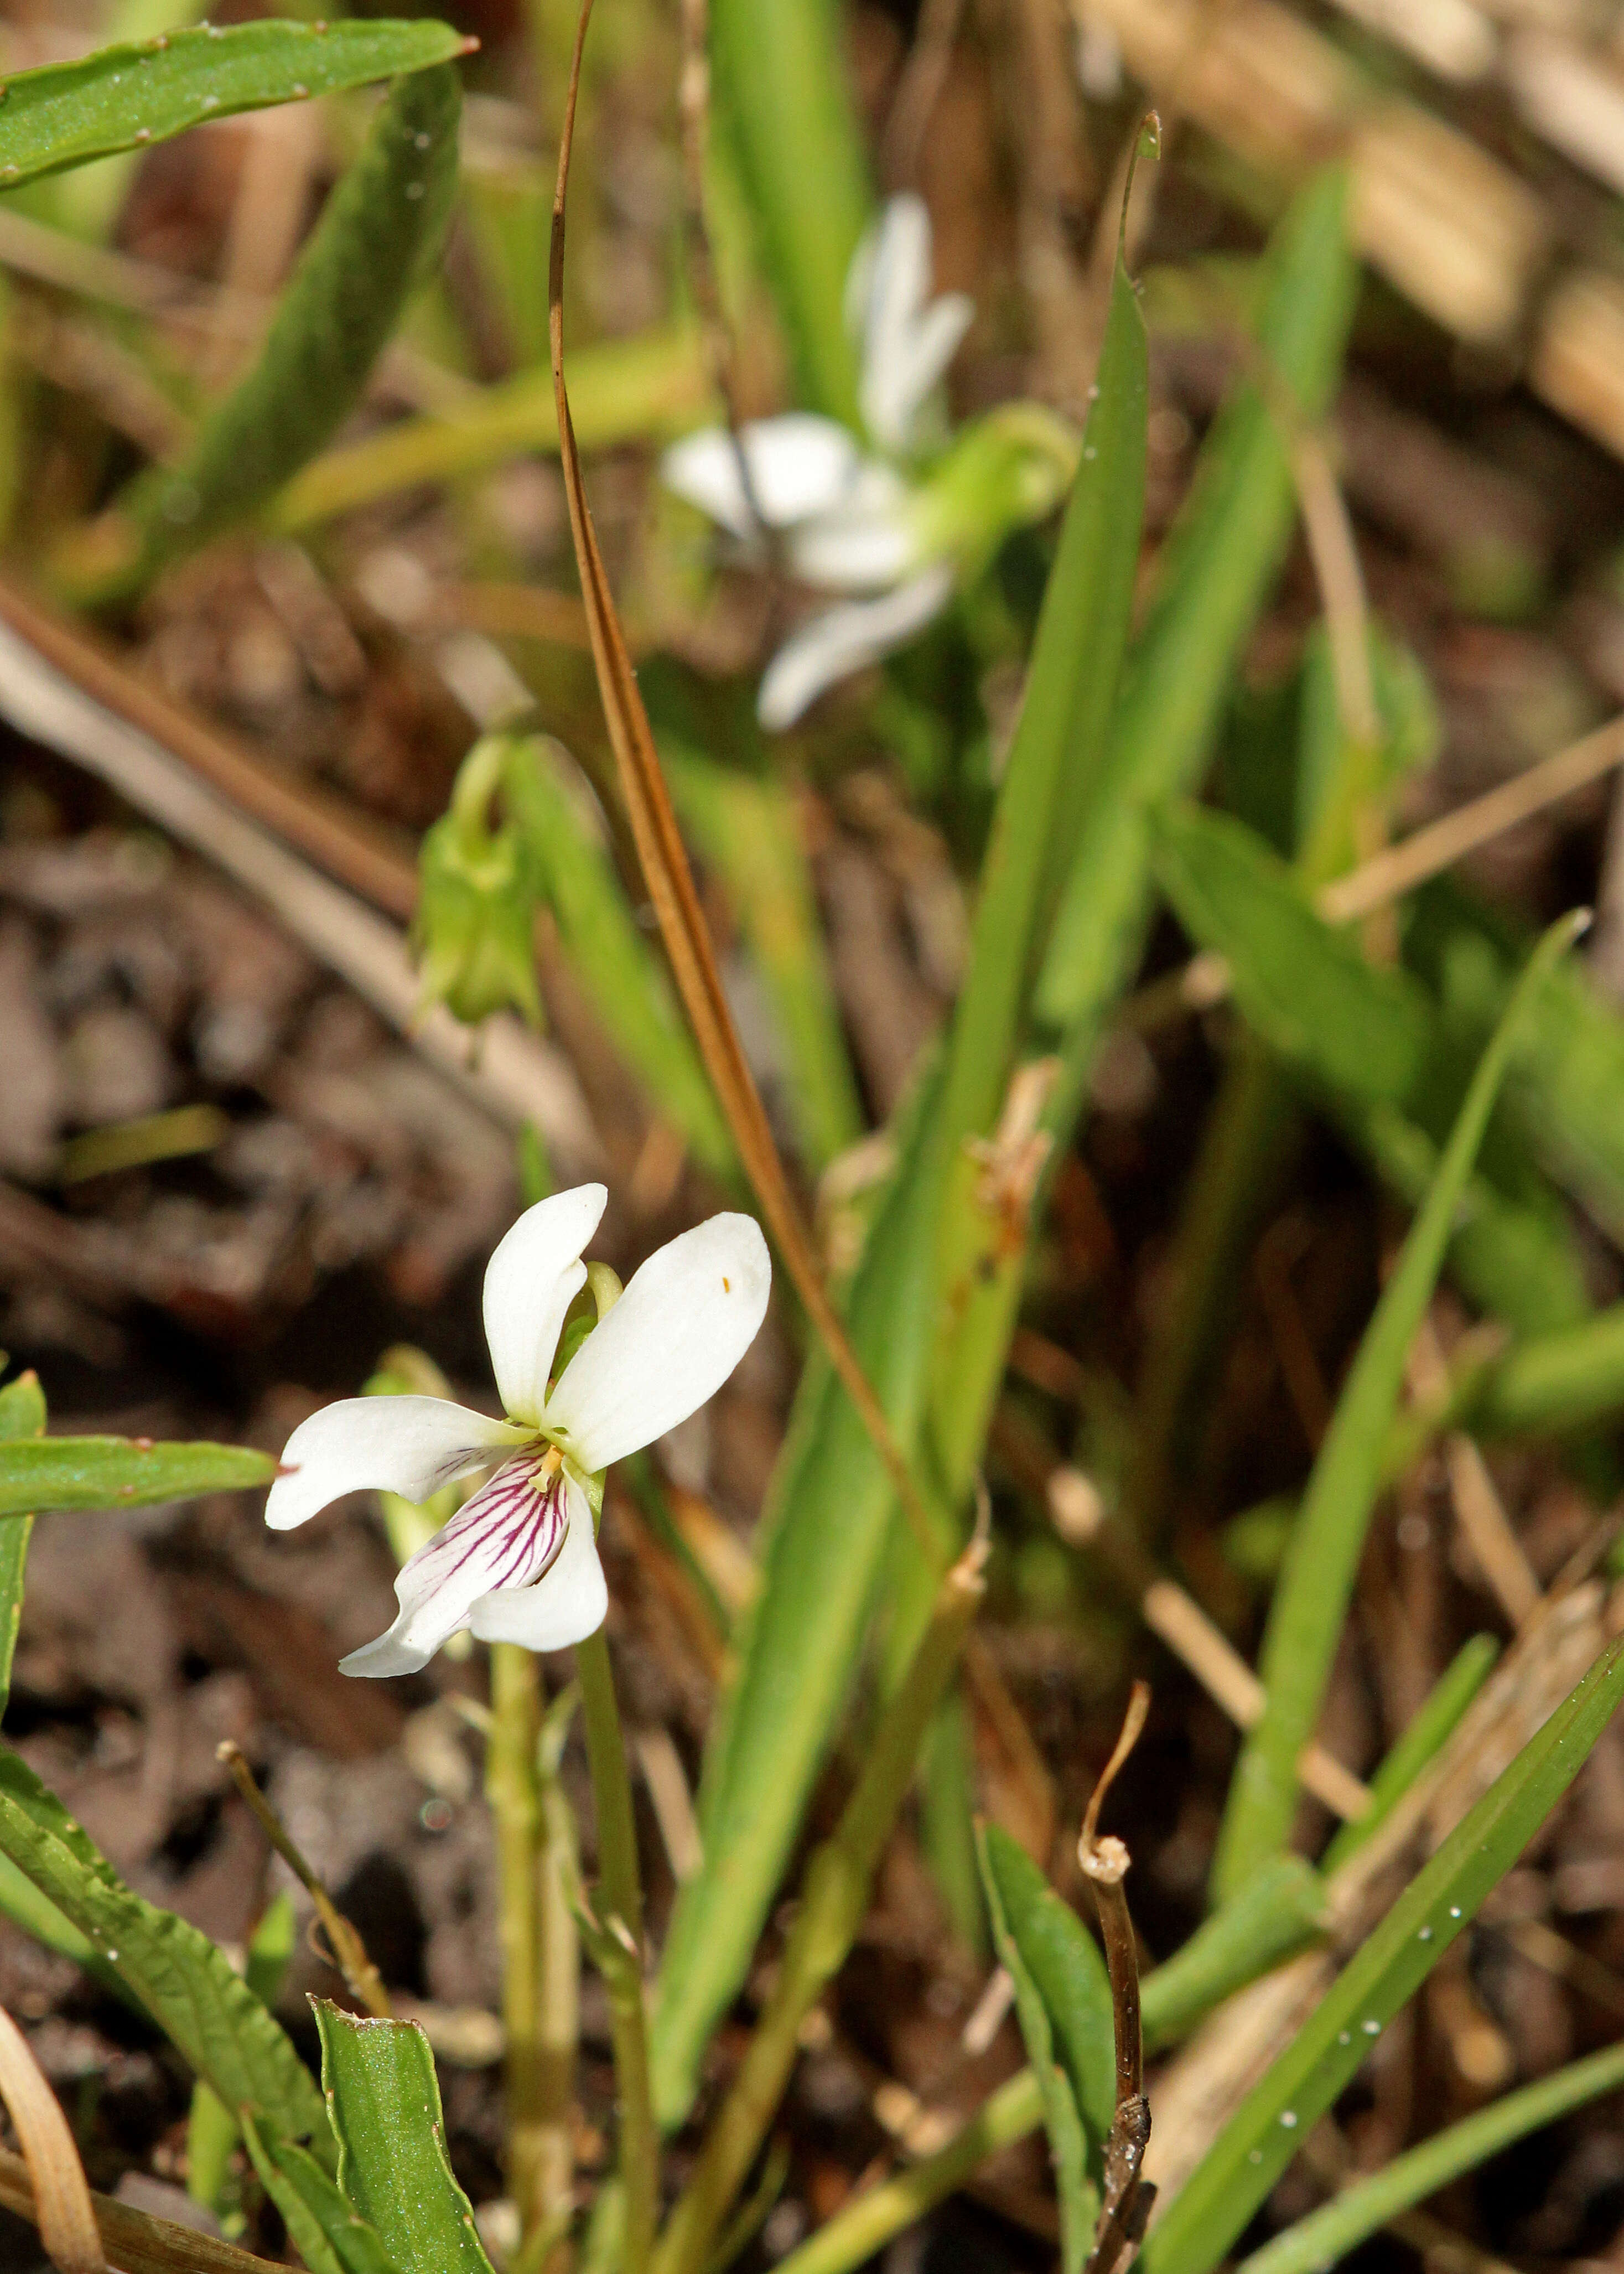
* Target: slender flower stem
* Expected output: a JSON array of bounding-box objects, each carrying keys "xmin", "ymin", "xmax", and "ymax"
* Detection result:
[
  {"xmin": 577, "ymin": 1626, "xmax": 656, "ymax": 2273},
  {"xmin": 534, "ymin": 1686, "xmax": 583, "ymax": 2265},
  {"xmin": 653, "ymin": 1539, "xmax": 988, "ymax": 2274},
  {"xmin": 489, "ymin": 1644, "xmax": 548, "ymax": 2244}
]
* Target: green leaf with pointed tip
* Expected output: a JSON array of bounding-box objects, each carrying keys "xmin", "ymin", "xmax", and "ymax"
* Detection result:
[
  {"xmin": 85, "ymin": 58, "xmax": 462, "ymax": 597},
  {"xmin": 977, "ymin": 1824, "xmax": 1108, "ymax": 2273},
  {"xmin": 243, "ymin": 2110, "xmax": 404, "ymax": 2274},
  {"xmin": 1236, "ymin": 2035, "xmax": 1624, "ymax": 2274},
  {"xmin": 0, "ymin": 19, "xmax": 466, "ymax": 187},
  {"xmin": 0, "ymin": 1434, "xmax": 272, "ymax": 1519},
  {"xmin": 1036, "ymin": 169, "xmax": 1358, "ymax": 1034},
  {"xmin": 1214, "ymin": 914, "xmax": 1585, "ymax": 1904},
  {"xmin": 1143, "ymin": 1627, "xmax": 1624, "ymax": 2274},
  {"xmin": 313, "ymin": 2002, "xmax": 494, "ymax": 2274},
  {"xmin": 0, "ymin": 1747, "xmax": 330, "ymax": 2154}
]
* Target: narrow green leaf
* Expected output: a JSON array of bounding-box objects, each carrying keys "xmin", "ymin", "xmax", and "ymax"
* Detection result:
[
  {"xmin": 314, "ymin": 2003, "xmax": 493, "ymax": 2274},
  {"xmin": 1236, "ymin": 2035, "xmax": 1624, "ymax": 2274},
  {"xmin": 977, "ymin": 1825, "xmax": 1108, "ymax": 2272},
  {"xmin": 0, "ymin": 19, "xmax": 468, "ymax": 187},
  {"xmin": 0, "ymin": 1748, "xmax": 330, "ymax": 2155},
  {"xmin": 243, "ymin": 2110, "xmax": 403, "ymax": 2274},
  {"xmin": 652, "ymin": 1059, "xmax": 954, "ymax": 2127},
  {"xmin": 1036, "ymin": 168, "xmax": 1358, "ymax": 1033},
  {"xmin": 0, "ymin": 1434, "xmax": 273, "ymax": 1519},
  {"xmin": 655, "ymin": 227, "xmax": 1150, "ymax": 2118},
  {"xmin": 663, "ymin": 747, "xmax": 863, "ymax": 1173},
  {"xmin": 1143, "ymin": 1630, "xmax": 1624, "ymax": 2274},
  {"xmin": 1213, "ymin": 914, "xmax": 1585, "ymax": 1903},
  {"xmin": 944, "ymin": 255, "xmax": 1148, "ymax": 1151},
  {"xmin": 1151, "ymin": 797, "xmax": 1595, "ymax": 1345},
  {"xmin": 1408, "ymin": 878, "xmax": 1624, "ymax": 1256},
  {"xmin": 1153, "ymin": 801, "xmax": 1431, "ymax": 1106},
  {"xmin": 82, "ymin": 60, "xmax": 463, "ymax": 596},
  {"xmin": 708, "ymin": 0, "xmax": 871, "ymax": 426},
  {"xmin": 0, "ymin": 1370, "xmax": 44, "ymax": 1715},
  {"xmin": 1321, "ymin": 1634, "xmax": 1499, "ymax": 1876}
]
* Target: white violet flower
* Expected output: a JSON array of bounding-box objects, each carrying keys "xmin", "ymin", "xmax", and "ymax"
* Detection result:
[
  {"xmin": 663, "ymin": 194, "xmax": 1074, "ymax": 731},
  {"xmin": 266, "ymin": 1184, "xmax": 770, "ymax": 1677}
]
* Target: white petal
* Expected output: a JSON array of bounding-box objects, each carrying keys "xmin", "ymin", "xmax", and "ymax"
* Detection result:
[
  {"xmin": 756, "ymin": 568, "xmax": 954, "ymax": 731},
  {"xmin": 468, "ymin": 1474, "xmax": 606, "ymax": 1653},
  {"xmin": 483, "ymin": 1184, "xmax": 606, "ymax": 1424},
  {"xmin": 790, "ymin": 465, "xmax": 916, "ymax": 591},
  {"xmin": 543, "ymin": 1213, "xmax": 771, "ymax": 1472},
  {"xmin": 883, "ymin": 293, "xmax": 974, "ymax": 448},
  {"xmin": 860, "ymin": 195, "xmax": 933, "ymax": 452},
  {"xmin": 341, "ymin": 1454, "xmax": 569, "ymax": 1677},
  {"xmin": 265, "ymin": 1397, "xmax": 527, "ymax": 1533},
  {"xmin": 662, "ymin": 417, "xmax": 859, "ymax": 537}
]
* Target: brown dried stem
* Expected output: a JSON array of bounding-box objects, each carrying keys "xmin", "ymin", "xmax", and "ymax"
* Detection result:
[
  {"xmin": 1078, "ymin": 1681, "xmax": 1153, "ymax": 2274},
  {"xmin": 215, "ymin": 1743, "xmax": 391, "ymax": 2018},
  {"xmin": 547, "ymin": 0, "xmax": 939, "ymax": 1561}
]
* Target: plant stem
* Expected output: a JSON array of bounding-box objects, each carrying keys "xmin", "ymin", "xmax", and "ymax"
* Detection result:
[
  {"xmin": 489, "ymin": 1643, "xmax": 547, "ymax": 2244},
  {"xmin": 577, "ymin": 1628, "xmax": 655, "ymax": 2273},
  {"xmin": 653, "ymin": 1540, "xmax": 987, "ymax": 2274},
  {"xmin": 535, "ymin": 1693, "xmax": 582, "ymax": 2260}
]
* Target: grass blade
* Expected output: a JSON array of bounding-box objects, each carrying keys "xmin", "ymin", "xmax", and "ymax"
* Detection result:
[
  {"xmin": 707, "ymin": 0, "xmax": 870, "ymax": 425},
  {"xmin": 653, "ymin": 194, "xmax": 1150, "ymax": 2116},
  {"xmin": 1319, "ymin": 1634, "xmax": 1498, "ymax": 1876},
  {"xmin": 1213, "ymin": 912, "xmax": 1586, "ymax": 1903},
  {"xmin": 1143, "ymin": 1628, "xmax": 1624, "ymax": 2274},
  {"xmin": 1036, "ymin": 169, "xmax": 1358, "ymax": 1035},
  {"xmin": 0, "ymin": 18, "xmax": 469, "ymax": 188},
  {"xmin": 1237, "ymin": 2035, "xmax": 1624, "ymax": 2274}
]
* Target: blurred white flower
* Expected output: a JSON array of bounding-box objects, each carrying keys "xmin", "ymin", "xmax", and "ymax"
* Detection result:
[
  {"xmin": 266, "ymin": 1184, "xmax": 770, "ymax": 1676},
  {"xmin": 663, "ymin": 195, "xmax": 1073, "ymax": 730}
]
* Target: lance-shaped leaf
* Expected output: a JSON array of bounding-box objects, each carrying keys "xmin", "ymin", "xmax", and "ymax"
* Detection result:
[
  {"xmin": 978, "ymin": 1824, "xmax": 1112, "ymax": 2272},
  {"xmin": 1143, "ymin": 1629, "xmax": 1624, "ymax": 2274},
  {"xmin": 0, "ymin": 1749, "xmax": 330, "ymax": 2156},
  {"xmin": 313, "ymin": 2004, "xmax": 492, "ymax": 2274},
  {"xmin": 1212, "ymin": 911, "xmax": 1587, "ymax": 1902},
  {"xmin": 0, "ymin": 1435, "xmax": 272, "ymax": 1519},
  {"xmin": 0, "ymin": 18, "xmax": 468, "ymax": 187},
  {"xmin": 79, "ymin": 59, "xmax": 463, "ymax": 597}
]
